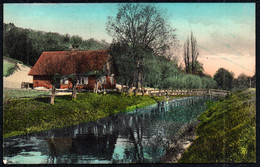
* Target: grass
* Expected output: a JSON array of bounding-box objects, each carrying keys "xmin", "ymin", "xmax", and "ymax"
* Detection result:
[
  {"xmin": 178, "ymin": 88, "xmax": 256, "ymax": 163},
  {"xmin": 4, "ymin": 89, "xmax": 50, "ymax": 99},
  {"xmin": 3, "ymin": 92, "xmax": 165, "ymax": 138},
  {"xmin": 3, "ymin": 59, "xmax": 17, "ymax": 77}
]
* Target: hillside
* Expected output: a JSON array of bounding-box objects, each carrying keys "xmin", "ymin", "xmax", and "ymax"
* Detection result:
[
  {"xmin": 3, "ymin": 23, "xmax": 109, "ymax": 66},
  {"xmin": 4, "ymin": 57, "xmax": 33, "ymax": 89},
  {"xmin": 179, "ymin": 88, "xmax": 256, "ymax": 163}
]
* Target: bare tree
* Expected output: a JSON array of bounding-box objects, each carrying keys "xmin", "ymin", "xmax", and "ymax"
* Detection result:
[
  {"xmin": 191, "ymin": 32, "xmax": 199, "ymax": 74},
  {"xmin": 183, "ymin": 37, "xmax": 190, "ymax": 73},
  {"xmin": 183, "ymin": 31, "xmax": 199, "ymax": 74},
  {"xmin": 107, "ymin": 4, "xmax": 176, "ymax": 94}
]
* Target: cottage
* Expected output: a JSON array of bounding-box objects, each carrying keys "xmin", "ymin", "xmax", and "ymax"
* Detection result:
[{"xmin": 28, "ymin": 50, "xmax": 116, "ymax": 91}]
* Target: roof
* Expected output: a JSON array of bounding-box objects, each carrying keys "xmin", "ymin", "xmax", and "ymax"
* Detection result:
[{"xmin": 28, "ymin": 50, "xmax": 110, "ymax": 76}]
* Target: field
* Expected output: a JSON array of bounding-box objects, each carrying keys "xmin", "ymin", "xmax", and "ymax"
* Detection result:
[
  {"xmin": 179, "ymin": 89, "xmax": 256, "ymax": 163},
  {"xmin": 3, "ymin": 92, "xmax": 165, "ymax": 138}
]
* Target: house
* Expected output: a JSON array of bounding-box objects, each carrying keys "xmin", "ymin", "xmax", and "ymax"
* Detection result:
[{"xmin": 28, "ymin": 50, "xmax": 116, "ymax": 91}]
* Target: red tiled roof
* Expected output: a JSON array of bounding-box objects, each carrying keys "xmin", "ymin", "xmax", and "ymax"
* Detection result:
[{"xmin": 28, "ymin": 50, "xmax": 110, "ymax": 76}]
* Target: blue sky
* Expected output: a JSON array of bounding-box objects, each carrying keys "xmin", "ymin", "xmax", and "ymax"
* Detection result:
[{"xmin": 4, "ymin": 3, "xmax": 255, "ymax": 77}]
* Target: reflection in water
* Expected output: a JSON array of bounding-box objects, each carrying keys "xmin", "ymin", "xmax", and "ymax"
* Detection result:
[{"xmin": 3, "ymin": 96, "xmax": 213, "ymax": 164}]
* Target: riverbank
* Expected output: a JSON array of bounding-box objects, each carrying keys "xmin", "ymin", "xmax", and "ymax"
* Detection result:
[
  {"xmin": 161, "ymin": 122, "xmax": 198, "ymax": 163},
  {"xmin": 178, "ymin": 89, "xmax": 256, "ymax": 163},
  {"xmin": 3, "ymin": 92, "xmax": 165, "ymax": 138}
]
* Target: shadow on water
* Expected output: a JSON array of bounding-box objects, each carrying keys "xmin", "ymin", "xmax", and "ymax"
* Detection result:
[{"xmin": 3, "ymin": 96, "xmax": 217, "ymax": 164}]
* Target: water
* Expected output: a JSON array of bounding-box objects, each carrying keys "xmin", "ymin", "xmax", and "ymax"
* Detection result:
[{"xmin": 3, "ymin": 96, "xmax": 213, "ymax": 164}]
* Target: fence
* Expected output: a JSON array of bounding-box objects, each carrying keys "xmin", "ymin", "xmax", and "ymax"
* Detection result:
[{"xmin": 119, "ymin": 88, "xmax": 230, "ymax": 97}]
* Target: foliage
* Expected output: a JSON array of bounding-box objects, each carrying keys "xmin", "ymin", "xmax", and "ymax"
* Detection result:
[
  {"xmin": 3, "ymin": 93, "xmax": 165, "ymax": 138},
  {"xmin": 201, "ymin": 77, "xmax": 217, "ymax": 89},
  {"xmin": 3, "ymin": 23, "xmax": 107, "ymax": 66},
  {"xmin": 107, "ymin": 4, "xmax": 177, "ymax": 90},
  {"xmin": 179, "ymin": 89, "xmax": 256, "ymax": 163},
  {"xmin": 233, "ymin": 73, "xmax": 251, "ymax": 91},
  {"xmin": 182, "ymin": 74, "xmax": 202, "ymax": 89},
  {"xmin": 110, "ymin": 42, "xmax": 136, "ymax": 86},
  {"xmin": 143, "ymin": 54, "xmax": 179, "ymax": 89},
  {"xmin": 213, "ymin": 68, "xmax": 234, "ymax": 90}
]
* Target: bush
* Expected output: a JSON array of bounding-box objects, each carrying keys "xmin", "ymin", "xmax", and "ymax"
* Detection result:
[
  {"xmin": 201, "ymin": 77, "xmax": 217, "ymax": 89},
  {"xmin": 182, "ymin": 75, "xmax": 202, "ymax": 89}
]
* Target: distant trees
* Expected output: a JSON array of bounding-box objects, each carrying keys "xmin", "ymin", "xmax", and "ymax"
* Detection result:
[
  {"xmin": 233, "ymin": 73, "xmax": 254, "ymax": 90},
  {"xmin": 107, "ymin": 4, "xmax": 177, "ymax": 94},
  {"xmin": 3, "ymin": 23, "xmax": 107, "ymax": 66},
  {"xmin": 213, "ymin": 68, "xmax": 234, "ymax": 90},
  {"xmin": 183, "ymin": 32, "xmax": 200, "ymax": 75}
]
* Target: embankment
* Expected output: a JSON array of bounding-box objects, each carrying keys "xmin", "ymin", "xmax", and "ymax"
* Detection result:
[
  {"xmin": 3, "ymin": 93, "xmax": 164, "ymax": 138},
  {"xmin": 178, "ymin": 89, "xmax": 256, "ymax": 163}
]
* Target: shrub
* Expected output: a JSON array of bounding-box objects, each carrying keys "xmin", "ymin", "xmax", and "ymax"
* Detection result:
[{"xmin": 182, "ymin": 75, "xmax": 202, "ymax": 89}]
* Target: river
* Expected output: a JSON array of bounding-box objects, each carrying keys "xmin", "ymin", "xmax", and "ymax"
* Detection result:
[{"xmin": 3, "ymin": 96, "xmax": 214, "ymax": 164}]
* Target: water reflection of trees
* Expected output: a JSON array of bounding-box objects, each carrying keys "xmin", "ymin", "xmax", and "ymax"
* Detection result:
[{"xmin": 6, "ymin": 96, "xmax": 212, "ymax": 164}]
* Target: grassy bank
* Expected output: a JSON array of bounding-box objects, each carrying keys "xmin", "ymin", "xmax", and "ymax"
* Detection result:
[
  {"xmin": 179, "ymin": 89, "xmax": 256, "ymax": 163},
  {"xmin": 3, "ymin": 92, "xmax": 165, "ymax": 138},
  {"xmin": 3, "ymin": 60, "xmax": 17, "ymax": 77}
]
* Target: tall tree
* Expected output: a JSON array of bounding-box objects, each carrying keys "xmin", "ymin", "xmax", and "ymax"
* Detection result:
[
  {"xmin": 183, "ymin": 31, "xmax": 199, "ymax": 74},
  {"xmin": 107, "ymin": 4, "xmax": 176, "ymax": 93},
  {"xmin": 236, "ymin": 73, "xmax": 250, "ymax": 90},
  {"xmin": 213, "ymin": 68, "xmax": 234, "ymax": 90}
]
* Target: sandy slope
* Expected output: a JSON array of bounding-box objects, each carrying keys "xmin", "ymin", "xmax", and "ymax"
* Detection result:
[{"xmin": 3, "ymin": 63, "xmax": 33, "ymax": 89}]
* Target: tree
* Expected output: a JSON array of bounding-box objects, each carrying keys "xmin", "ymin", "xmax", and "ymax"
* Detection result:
[
  {"xmin": 107, "ymin": 4, "xmax": 176, "ymax": 93},
  {"xmin": 182, "ymin": 74, "xmax": 202, "ymax": 89},
  {"xmin": 235, "ymin": 73, "xmax": 250, "ymax": 90},
  {"xmin": 183, "ymin": 32, "xmax": 199, "ymax": 74},
  {"xmin": 38, "ymin": 58, "xmax": 64, "ymax": 105},
  {"xmin": 3, "ymin": 23, "xmax": 108, "ymax": 67},
  {"xmin": 213, "ymin": 68, "xmax": 234, "ymax": 90},
  {"xmin": 110, "ymin": 42, "xmax": 135, "ymax": 91}
]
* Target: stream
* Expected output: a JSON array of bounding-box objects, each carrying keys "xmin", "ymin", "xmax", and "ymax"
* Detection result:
[{"xmin": 3, "ymin": 96, "xmax": 215, "ymax": 164}]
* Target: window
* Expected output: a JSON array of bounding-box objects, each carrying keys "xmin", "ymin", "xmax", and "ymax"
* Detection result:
[{"xmin": 77, "ymin": 77, "xmax": 88, "ymax": 85}]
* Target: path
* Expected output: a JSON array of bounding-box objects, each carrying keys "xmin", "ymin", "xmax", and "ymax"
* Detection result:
[{"xmin": 4, "ymin": 63, "xmax": 33, "ymax": 89}]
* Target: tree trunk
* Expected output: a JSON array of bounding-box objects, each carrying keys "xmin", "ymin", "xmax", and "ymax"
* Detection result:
[
  {"xmin": 50, "ymin": 85, "xmax": 55, "ymax": 105},
  {"xmin": 72, "ymin": 83, "xmax": 77, "ymax": 100},
  {"xmin": 94, "ymin": 81, "xmax": 99, "ymax": 94}
]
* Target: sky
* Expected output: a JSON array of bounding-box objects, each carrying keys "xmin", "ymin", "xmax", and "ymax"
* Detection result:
[{"xmin": 4, "ymin": 3, "xmax": 255, "ymax": 78}]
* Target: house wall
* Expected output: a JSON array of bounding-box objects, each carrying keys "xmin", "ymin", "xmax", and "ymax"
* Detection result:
[
  {"xmin": 33, "ymin": 75, "xmax": 52, "ymax": 89},
  {"xmin": 33, "ymin": 75, "xmax": 116, "ymax": 90}
]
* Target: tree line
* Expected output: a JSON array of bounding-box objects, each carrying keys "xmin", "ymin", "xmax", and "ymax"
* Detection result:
[
  {"xmin": 107, "ymin": 4, "xmax": 217, "ymax": 94},
  {"xmin": 107, "ymin": 4, "xmax": 255, "ymax": 92},
  {"xmin": 3, "ymin": 23, "xmax": 109, "ymax": 67}
]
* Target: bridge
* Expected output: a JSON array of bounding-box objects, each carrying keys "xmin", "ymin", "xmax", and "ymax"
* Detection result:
[{"xmin": 142, "ymin": 89, "xmax": 230, "ymax": 97}]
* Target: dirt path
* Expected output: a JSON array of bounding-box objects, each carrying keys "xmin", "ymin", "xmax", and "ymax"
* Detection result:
[{"xmin": 3, "ymin": 63, "xmax": 33, "ymax": 89}]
